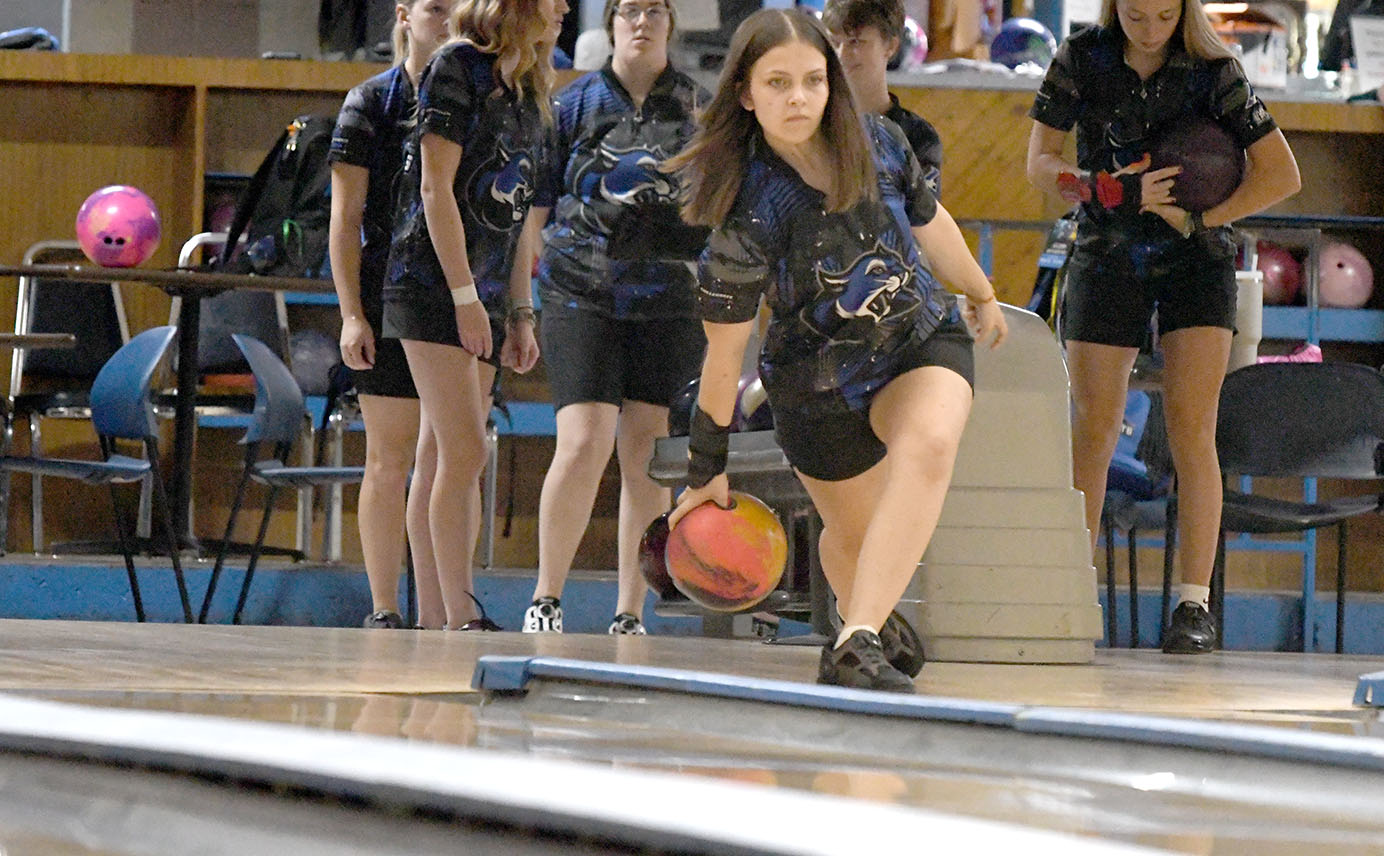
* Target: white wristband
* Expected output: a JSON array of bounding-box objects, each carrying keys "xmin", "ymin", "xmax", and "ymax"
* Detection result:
[{"xmin": 450, "ymin": 284, "xmax": 479, "ymax": 306}]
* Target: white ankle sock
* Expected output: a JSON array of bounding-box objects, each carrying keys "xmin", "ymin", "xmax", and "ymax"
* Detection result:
[
  {"xmin": 835, "ymin": 624, "xmax": 877, "ymax": 649},
  {"xmin": 1178, "ymin": 584, "xmax": 1211, "ymax": 610}
]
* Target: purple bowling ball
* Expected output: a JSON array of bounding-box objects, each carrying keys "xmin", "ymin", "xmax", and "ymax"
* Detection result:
[
  {"xmin": 75, "ymin": 185, "xmax": 162, "ymax": 268},
  {"xmin": 1150, "ymin": 118, "xmax": 1244, "ymax": 213}
]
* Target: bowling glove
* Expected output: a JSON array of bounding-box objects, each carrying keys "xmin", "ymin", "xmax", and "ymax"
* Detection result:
[
  {"xmin": 1057, "ymin": 171, "xmax": 1141, "ymax": 214},
  {"xmin": 686, "ymin": 407, "xmax": 731, "ymax": 488}
]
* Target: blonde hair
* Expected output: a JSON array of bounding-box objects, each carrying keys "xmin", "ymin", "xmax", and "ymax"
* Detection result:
[
  {"xmin": 391, "ymin": 1, "xmax": 455, "ymax": 67},
  {"xmin": 665, "ymin": 9, "xmax": 876, "ymax": 227},
  {"xmin": 450, "ymin": 0, "xmax": 556, "ymax": 121},
  {"xmin": 1100, "ymin": 0, "xmax": 1235, "ymax": 61}
]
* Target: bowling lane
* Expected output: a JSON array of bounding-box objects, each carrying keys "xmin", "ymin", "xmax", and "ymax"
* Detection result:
[{"xmin": 5, "ymin": 620, "xmax": 1384, "ymax": 855}]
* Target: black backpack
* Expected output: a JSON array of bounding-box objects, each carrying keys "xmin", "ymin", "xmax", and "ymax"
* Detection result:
[{"xmin": 217, "ymin": 114, "xmax": 336, "ymax": 279}]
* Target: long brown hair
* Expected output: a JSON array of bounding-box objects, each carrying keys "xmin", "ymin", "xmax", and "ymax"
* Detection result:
[
  {"xmin": 665, "ymin": 8, "xmax": 875, "ymax": 227},
  {"xmin": 1100, "ymin": 0, "xmax": 1235, "ymax": 61},
  {"xmin": 450, "ymin": 0, "xmax": 556, "ymax": 121}
]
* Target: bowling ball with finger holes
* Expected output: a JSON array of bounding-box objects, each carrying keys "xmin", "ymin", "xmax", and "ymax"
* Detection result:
[
  {"xmin": 1149, "ymin": 118, "xmax": 1244, "ymax": 213},
  {"xmin": 638, "ymin": 511, "xmax": 680, "ymax": 599},
  {"xmin": 75, "ymin": 185, "xmax": 162, "ymax": 268},
  {"xmin": 666, "ymin": 491, "xmax": 787, "ymax": 612},
  {"xmin": 1318, "ymin": 241, "xmax": 1375, "ymax": 308}
]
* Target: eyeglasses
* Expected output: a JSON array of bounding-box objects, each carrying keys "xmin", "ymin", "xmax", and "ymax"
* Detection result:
[{"xmin": 615, "ymin": 4, "xmax": 668, "ymax": 23}]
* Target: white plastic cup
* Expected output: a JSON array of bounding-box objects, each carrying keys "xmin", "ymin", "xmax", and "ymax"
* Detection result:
[{"xmin": 1229, "ymin": 269, "xmax": 1264, "ymax": 374}]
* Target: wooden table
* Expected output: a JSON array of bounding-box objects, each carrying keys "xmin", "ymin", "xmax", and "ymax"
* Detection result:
[{"xmin": 0, "ymin": 263, "xmax": 334, "ymax": 547}]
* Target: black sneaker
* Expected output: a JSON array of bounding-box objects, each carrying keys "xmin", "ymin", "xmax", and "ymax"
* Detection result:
[
  {"xmin": 455, "ymin": 592, "xmax": 503, "ymax": 631},
  {"xmin": 363, "ymin": 610, "xmax": 404, "ymax": 629},
  {"xmin": 1162, "ymin": 602, "xmax": 1218, "ymax": 654},
  {"xmin": 879, "ymin": 610, "xmax": 926, "ymax": 677},
  {"xmin": 818, "ymin": 629, "xmax": 917, "ymax": 693}
]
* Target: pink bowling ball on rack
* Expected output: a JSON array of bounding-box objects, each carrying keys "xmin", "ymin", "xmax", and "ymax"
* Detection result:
[
  {"xmin": 74, "ymin": 185, "xmax": 162, "ymax": 268},
  {"xmin": 1318, "ymin": 241, "xmax": 1375, "ymax": 309}
]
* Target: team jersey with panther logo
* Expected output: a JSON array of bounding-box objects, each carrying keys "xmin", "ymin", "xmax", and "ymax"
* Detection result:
[
  {"xmin": 535, "ymin": 63, "xmax": 710, "ymax": 320},
  {"xmin": 883, "ymin": 93, "xmax": 943, "ymax": 199},
  {"xmin": 329, "ymin": 64, "xmax": 414, "ymax": 323},
  {"xmin": 1030, "ymin": 25, "xmax": 1276, "ymax": 242},
  {"xmin": 698, "ymin": 115, "xmax": 960, "ymax": 414},
  {"xmin": 385, "ymin": 42, "xmax": 545, "ymax": 310}
]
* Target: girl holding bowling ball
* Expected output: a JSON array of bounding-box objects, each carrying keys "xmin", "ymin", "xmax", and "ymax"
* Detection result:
[
  {"xmin": 667, "ymin": 8, "xmax": 1007, "ymax": 693},
  {"xmin": 1026, "ymin": 0, "xmax": 1300, "ymax": 653}
]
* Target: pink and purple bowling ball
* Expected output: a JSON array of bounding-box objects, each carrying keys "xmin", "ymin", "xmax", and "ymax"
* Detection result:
[
  {"xmin": 74, "ymin": 185, "xmax": 162, "ymax": 268},
  {"xmin": 1318, "ymin": 241, "xmax": 1375, "ymax": 308}
]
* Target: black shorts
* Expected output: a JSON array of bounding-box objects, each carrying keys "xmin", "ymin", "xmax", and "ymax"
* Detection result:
[
  {"xmin": 772, "ymin": 319, "xmax": 975, "ymax": 483},
  {"xmin": 540, "ymin": 301, "xmax": 706, "ymax": 411},
  {"xmin": 382, "ymin": 291, "xmax": 506, "ymax": 370},
  {"xmin": 1062, "ymin": 229, "xmax": 1238, "ymax": 348},
  {"xmin": 351, "ymin": 333, "xmax": 418, "ymax": 399}
]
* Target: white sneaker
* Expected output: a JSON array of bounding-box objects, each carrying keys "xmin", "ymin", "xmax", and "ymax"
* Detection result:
[
  {"xmin": 523, "ymin": 598, "xmax": 563, "ymax": 633},
  {"xmin": 607, "ymin": 613, "xmax": 647, "ymax": 635}
]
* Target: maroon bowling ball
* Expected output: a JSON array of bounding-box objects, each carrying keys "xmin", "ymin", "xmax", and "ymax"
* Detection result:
[
  {"xmin": 1149, "ymin": 118, "xmax": 1244, "ymax": 213},
  {"xmin": 638, "ymin": 511, "xmax": 679, "ymax": 599},
  {"xmin": 1257, "ymin": 241, "xmax": 1303, "ymax": 305}
]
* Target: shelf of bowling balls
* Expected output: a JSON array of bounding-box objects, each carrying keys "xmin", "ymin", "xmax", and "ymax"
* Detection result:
[{"xmin": 1238, "ymin": 214, "xmax": 1384, "ymax": 345}]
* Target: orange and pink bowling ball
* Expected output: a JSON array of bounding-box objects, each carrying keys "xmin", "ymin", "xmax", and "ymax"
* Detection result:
[
  {"xmin": 666, "ymin": 491, "xmax": 787, "ymax": 612},
  {"xmin": 75, "ymin": 185, "xmax": 162, "ymax": 268}
]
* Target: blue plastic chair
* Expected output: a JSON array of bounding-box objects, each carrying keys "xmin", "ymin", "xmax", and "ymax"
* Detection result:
[
  {"xmin": 0, "ymin": 326, "xmax": 192, "ymax": 622},
  {"xmin": 198, "ymin": 334, "xmax": 364, "ymax": 624}
]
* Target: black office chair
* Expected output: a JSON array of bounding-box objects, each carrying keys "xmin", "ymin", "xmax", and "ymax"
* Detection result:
[
  {"xmin": 1099, "ymin": 389, "xmax": 1176, "ymax": 648},
  {"xmin": 1206, "ymin": 362, "xmax": 1384, "ymax": 653},
  {"xmin": 167, "ymin": 232, "xmax": 310, "ymax": 560},
  {"xmin": 3, "ymin": 240, "xmax": 134, "ymax": 554}
]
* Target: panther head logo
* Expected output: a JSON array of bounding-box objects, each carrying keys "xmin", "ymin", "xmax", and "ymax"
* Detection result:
[
  {"xmin": 819, "ymin": 240, "xmax": 914, "ymax": 324},
  {"xmin": 572, "ymin": 141, "xmax": 675, "ymax": 232},
  {"xmin": 467, "ymin": 139, "xmax": 535, "ymax": 232}
]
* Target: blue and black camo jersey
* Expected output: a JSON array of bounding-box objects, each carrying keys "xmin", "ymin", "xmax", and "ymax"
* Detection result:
[
  {"xmin": 698, "ymin": 116, "xmax": 959, "ymax": 414},
  {"xmin": 884, "ymin": 93, "xmax": 942, "ymax": 199},
  {"xmin": 385, "ymin": 42, "xmax": 545, "ymax": 311},
  {"xmin": 329, "ymin": 64, "xmax": 414, "ymax": 322},
  {"xmin": 1030, "ymin": 25, "xmax": 1276, "ymax": 242},
  {"xmin": 535, "ymin": 63, "xmax": 710, "ymax": 320}
]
